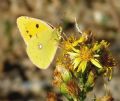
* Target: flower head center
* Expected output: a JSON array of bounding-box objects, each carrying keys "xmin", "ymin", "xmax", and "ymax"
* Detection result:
[{"xmin": 79, "ymin": 47, "xmax": 92, "ymax": 61}]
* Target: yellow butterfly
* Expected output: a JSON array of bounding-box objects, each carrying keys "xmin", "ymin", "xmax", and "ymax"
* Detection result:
[{"xmin": 17, "ymin": 16, "xmax": 61, "ymax": 69}]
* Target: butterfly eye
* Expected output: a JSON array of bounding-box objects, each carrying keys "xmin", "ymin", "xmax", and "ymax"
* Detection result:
[{"xmin": 36, "ymin": 24, "xmax": 39, "ymax": 28}]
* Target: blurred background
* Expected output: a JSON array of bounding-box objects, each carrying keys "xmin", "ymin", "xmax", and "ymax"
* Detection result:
[{"xmin": 0, "ymin": 0, "xmax": 120, "ymax": 101}]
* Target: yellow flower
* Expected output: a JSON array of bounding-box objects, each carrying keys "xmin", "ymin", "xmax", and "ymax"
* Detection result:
[
  {"xmin": 68, "ymin": 44, "xmax": 103, "ymax": 73},
  {"xmin": 61, "ymin": 34, "xmax": 88, "ymax": 51},
  {"xmin": 61, "ymin": 35, "xmax": 76, "ymax": 51},
  {"xmin": 92, "ymin": 40, "xmax": 109, "ymax": 52}
]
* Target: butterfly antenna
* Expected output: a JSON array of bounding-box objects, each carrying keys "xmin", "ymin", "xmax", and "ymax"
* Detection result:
[{"xmin": 75, "ymin": 18, "xmax": 83, "ymax": 34}]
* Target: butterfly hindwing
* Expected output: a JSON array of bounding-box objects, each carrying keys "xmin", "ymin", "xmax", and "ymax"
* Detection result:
[{"xmin": 26, "ymin": 29, "xmax": 60, "ymax": 69}]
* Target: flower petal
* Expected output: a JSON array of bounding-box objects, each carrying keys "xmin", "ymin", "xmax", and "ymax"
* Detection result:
[
  {"xmin": 94, "ymin": 54, "xmax": 100, "ymax": 57},
  {"xmin": 100, "ymin": 40, "xmax": 109, "ymax": 48},
  {"xmin": 92, "ymin": 42, "xmax": 100, "ymax": 52},
  {"xmin": 73, "ymin": 58, "xmax": 81, "ymax": 69},
  {"xmin": 71, "ymin": 47, "xmax": 80, "ymax": 53},
  {"xmin": 91, "ymin": 59, "xmax": 102, "ymax": 68},
  {"xmin": 81, "ymin": 61, "xmax": 87, "ymax": 73},
  {"xmin": 68, "ymin": 52, "xmax": 79, "ymax": 59},
  {"xmin": 72, "ymin": 37, "xmax": 85, "ymax": 46},
  {"xmin": 77, "ymin": 63, "xmax": 82, "ymax": 72},
  {"xmin": 77, "ymin": 61, "xmax": 87, "ymax": 73}
]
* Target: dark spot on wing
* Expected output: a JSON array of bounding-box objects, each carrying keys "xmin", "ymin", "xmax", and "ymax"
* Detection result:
[
  {"xmin": 26, "ymin": 30, "xmax": 29, "ymax": 33},
  {"xmin": 29, "ymin": 35, "xmax": 32, "ymax": 38},
  {"xmin": 36, "ymin": 24, "xmax": 39, "ymax": 28}
]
